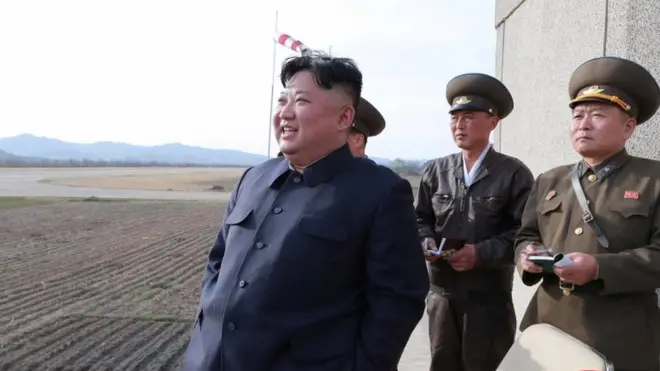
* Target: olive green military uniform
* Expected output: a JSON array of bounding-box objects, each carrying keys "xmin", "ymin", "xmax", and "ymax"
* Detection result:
[
  {"xmin": 416, "ymin": 73, "xmax": 534, "ymax": 371},
  {"xmin": 515, "ymin": 56, "xmax": 660, "ymax": 371}
]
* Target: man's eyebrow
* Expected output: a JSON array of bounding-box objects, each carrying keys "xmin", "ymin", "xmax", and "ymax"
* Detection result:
[{"xmin": 280, "ymin": 89, "xmax": 311, "ymax": 96}]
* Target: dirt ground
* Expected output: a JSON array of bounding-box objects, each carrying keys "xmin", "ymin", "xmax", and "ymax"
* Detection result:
[
  {"xmin": 0, "ymin": 199, "xmax": 224, "ymax": 370},
  {"xmin": 42, "ymin": 168, "xmax": 246, "ymax": 193}
]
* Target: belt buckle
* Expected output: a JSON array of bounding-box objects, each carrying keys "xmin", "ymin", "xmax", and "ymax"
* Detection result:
[{"xmin": 559, "ymin": 281, "xmax": 574, "ymax": 296}]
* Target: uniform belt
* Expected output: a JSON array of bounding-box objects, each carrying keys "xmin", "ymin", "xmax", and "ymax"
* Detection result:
[
  {"xmin": 541, "ymin": 274, "xmax": 603, "ymax": 294},
  {"xmin": 430, "ymin": 284, "xmax": 511, "ymax": 304}
]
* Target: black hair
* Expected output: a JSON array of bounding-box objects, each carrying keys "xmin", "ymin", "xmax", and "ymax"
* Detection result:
[{"xmin": 279, "ymin": 50, "xmax": 363, "ymax": 109}]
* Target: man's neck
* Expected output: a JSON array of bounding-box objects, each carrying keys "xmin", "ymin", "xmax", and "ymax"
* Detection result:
[
  {"xmin": 582, "ymin": 147, "xmax": 625, "ymax": 168},
  {"xmin": 462, "ymin": 143, "xmax": 490, "ymax": 173},
  {"xmin": 288, "ymin": 142, "xmax": 345, "ymax": 172}
]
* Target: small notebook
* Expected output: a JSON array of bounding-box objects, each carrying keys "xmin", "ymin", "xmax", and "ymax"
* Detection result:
[
  {"xmin": 528, "ymin": 253, "xmax": 573, "ymax": 273},
  {"xmin": 424, "ymin": 238, "xmax": 466, "ymax": 257}
]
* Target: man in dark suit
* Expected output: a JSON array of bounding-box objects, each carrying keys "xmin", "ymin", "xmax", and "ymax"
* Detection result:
[{"xmin": 182, "ymin": 51, "xmax": 430, "ymax": 371}]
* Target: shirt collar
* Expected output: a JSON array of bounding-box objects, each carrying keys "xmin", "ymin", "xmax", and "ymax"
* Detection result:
[
  {"xmin": 462, "ymin": 144, "xmax": 491, "ymax": 185},
  {"xmin": 268, "ymin": 143, "xmax": 354, "ymax": 188}
]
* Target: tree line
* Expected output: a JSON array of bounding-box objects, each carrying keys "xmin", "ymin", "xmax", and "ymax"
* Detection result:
[{"xmin": 390, "ymin": 158, "xmax": 427, "ymax": 176}]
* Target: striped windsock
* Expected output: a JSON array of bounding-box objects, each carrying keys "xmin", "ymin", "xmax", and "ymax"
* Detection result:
[{"xmin": 274, "ymin": 32, "xmax": 311, "ymax": 55}]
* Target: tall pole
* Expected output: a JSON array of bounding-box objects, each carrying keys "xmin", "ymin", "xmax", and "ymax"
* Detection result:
[
  {"xmin": 266, "ymin": 10, "xmax": 279, "ymax": 159},
  {"xmin": 329, "ymin": 45, "xmax": 332, "ymax": 56}
]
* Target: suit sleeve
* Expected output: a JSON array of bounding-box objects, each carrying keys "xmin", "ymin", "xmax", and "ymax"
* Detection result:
[
  {"xmin": 355, "ymin": 177, "xmax": 430, "ymax": 371},
  {"xmin": 415, "ymin": 162, "xmax": 436, "ymax": 241},
  {"xmin": 595, "ymin": 197, "xmax": 660, "ymax": 295},
  {"xmin": 476, "ymin": 164, "xmax": 535, "ymax": 269},
  {"xmin": 513, "ymin": 174, "xmax": 545, "ymax": 286},
  {"xmin": 200, "ymin": 167, "xmax": 252, "ymax": 294}
]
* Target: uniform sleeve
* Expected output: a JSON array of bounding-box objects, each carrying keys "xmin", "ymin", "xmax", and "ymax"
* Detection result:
[
  {"xmin": 476, "ymin": 164, "xmax": 535, "ymax": 269},
  {"xmin": 355, "ymin": 177, "xmax": 430, "ymax": 371},
  {"xmin": 200, "ymin": 167, "xmax": 252, "ymax": 294},
  {"xmin": 415, "ymin": 162, "xmax": 436, "ymax": 241},
  {"xmin": 595, "ymin": 197, "xmax": 660, "ymax": 295},
  {"xmin": 513, "ymin": 174, "xmax": 545, "ymax": 286}
]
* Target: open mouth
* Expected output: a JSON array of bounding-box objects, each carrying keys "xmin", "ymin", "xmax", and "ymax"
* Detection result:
[{"xmin": 281, "ymin": 126, "xmax": 298, "ymax": 140}]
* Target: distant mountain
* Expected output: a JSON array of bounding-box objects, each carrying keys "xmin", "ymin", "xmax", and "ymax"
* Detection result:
[
  {"xmin": 0, "ymin": 134, "xmax": 403, "ymax": 167},
  {"xmin": 0, "ymin": 149, "xmax": 20, "ymax": 160},
  {"xmin": 0, "ymin": 149, "xmax": 44, "ymax": 162},
  {"xmin": 0, "ymin": 134, "xmax": 269, "ymax": 166}
]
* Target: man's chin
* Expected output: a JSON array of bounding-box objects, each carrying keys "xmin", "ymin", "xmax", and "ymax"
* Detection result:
[{"xmin": 279, "ymin": 144, "xmax": 299, "ymax": 156}]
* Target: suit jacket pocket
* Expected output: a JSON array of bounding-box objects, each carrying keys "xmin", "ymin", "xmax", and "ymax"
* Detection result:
[{"xmin": 224, "ymin": 204, "xmax": 253, "ymax": 226}]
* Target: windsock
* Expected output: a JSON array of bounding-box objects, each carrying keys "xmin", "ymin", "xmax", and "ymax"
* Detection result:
[{"xmin": 274, "ymin": 32, "xmax": 311, "ymax": 56}]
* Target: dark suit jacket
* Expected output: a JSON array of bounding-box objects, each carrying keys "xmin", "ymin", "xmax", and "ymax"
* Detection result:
[{"xmin": 182, "ymin": 144, "xmax": 430, "ymax": 371}]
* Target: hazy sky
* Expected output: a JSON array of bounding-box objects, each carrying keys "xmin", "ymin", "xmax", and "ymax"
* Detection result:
[{"xmin": 0, "ymin": 0, "xmax": 496, "ymax": 160}]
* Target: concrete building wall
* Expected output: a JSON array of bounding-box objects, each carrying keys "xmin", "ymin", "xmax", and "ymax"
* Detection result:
[{"xmin": 494, "ymin": 0, "xmax": 660, "ymax": 176}]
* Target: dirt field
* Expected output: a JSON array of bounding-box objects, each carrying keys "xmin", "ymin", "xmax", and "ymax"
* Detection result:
[{"xmin": 0, "ymin": 198, "xmax": 224, "ymax": 370}]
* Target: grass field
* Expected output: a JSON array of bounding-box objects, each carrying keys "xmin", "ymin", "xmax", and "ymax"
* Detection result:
[{"xmin": 0, "ymin": 199, "xmax": 224, "ymax": 370}]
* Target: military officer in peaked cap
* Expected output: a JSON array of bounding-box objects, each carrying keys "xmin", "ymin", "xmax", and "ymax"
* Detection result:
[
  {"xmin": 348, "ymin": 97, "xmax": 385, "ymax": 158},
  {"xmin": 516, "ymin": 56, "xmax": 660, "ymax": 371},
  {"xmin": 416, "ymin": 73, "xmax": 534, "ymax": 371}
]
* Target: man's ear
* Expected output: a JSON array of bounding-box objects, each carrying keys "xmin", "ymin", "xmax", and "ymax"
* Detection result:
[
  {"xmin": 489, "ymin": 114, "xmax": 500, "ymax": 130},
  {"xmin": 623, "ymin": 115, "xmax": 637, "ymax": 139},
  {"xmin": 337, "ymin": 105, "xmax": 355, "ymax": 131}
]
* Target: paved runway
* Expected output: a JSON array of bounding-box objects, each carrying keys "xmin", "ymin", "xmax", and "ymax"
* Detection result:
[
  {"xmin": 0, "ymin": 167, "xmax": 538, "ymax": 370},
  {"xmin": 0, "ymin": 167, "xmax": 231, "ymax": 201}
]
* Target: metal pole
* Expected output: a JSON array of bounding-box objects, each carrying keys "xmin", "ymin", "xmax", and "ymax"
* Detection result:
[{"xmin": 266, "ymin": 10, "xmax": 279, "ymax": 159}]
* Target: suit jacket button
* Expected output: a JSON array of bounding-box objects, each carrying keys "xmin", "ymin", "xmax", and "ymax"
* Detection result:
[
  {"xmin": 574, "ymin": 227, "xmax": 583, "ymax": 235},
  {"xmin": 239, "ymin": 279, "xmax": 247, "ymax": 288},
  {"xmin": 227, "ymin": 322, "xmax": 236, "ymax": 331}
]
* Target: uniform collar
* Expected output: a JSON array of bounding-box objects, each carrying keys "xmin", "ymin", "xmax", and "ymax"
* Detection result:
[
  {"xmin": 268, "ymin": 143, "xmax": 354, "ymax": 188},
  {"xmin": 577, "ymin": 148, "xmax": 631, "ymax": 180}
]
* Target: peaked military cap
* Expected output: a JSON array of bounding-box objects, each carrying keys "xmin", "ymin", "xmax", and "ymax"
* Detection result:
[
  {"xmin": 569, "ymin": 56, "xmax": 660, "ymax": 124},
  {"xmin": 446, "ymin": 73, "xmax": 514, "ymax": 119},
  {"xmin": 351, "ymin": 97, "xmax": 386, "ymax": 137}
]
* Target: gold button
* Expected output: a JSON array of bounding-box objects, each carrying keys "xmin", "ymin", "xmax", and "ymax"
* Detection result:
[
  {"xmin": 587, "ymin": 174, "xmax": 597, "ymax": 182},
  {"xmin": 575, "ymin": 227, "xmax": 583, "ymax": 235}
]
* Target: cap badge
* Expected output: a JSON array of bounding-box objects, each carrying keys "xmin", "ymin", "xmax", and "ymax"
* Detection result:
[
  {"xmin": 582, "ymin": 85, "xmax": 604, "ymax": 95},
  {"xmin": 454, "ymin": 96, "xmax": 471, "ymax": 105}
]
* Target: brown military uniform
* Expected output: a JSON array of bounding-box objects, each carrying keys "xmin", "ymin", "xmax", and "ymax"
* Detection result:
[
  {"xmin": 416, "ymin": 73, "xmax": 534, "ymax": 371},
  {"xmin": 515, "ymin": 56, "xmax": 660, "ymax": 371}
]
